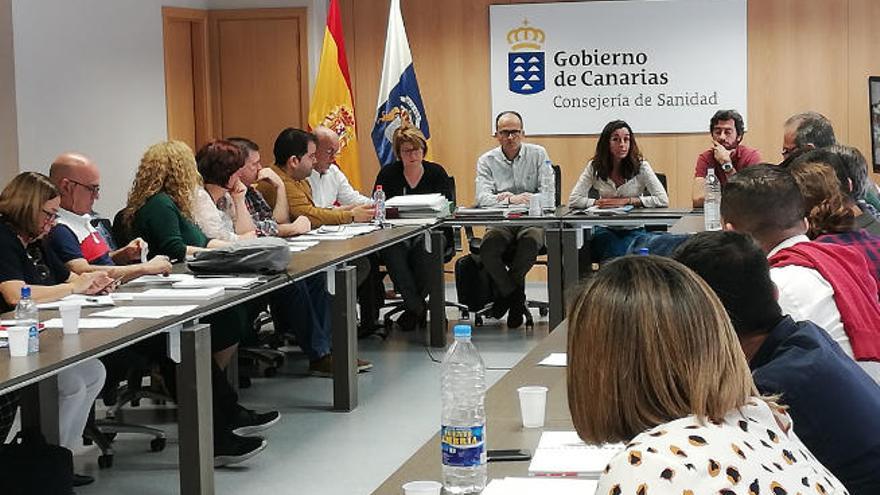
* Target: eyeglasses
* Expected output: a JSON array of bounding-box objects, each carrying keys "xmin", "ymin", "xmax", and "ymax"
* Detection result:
[
  {"xmin": 26, "ymin": 245, "xmax": 51, "ymax": 281},
  {"xmin": 497, "ymin": 129, "xmax": 522, "ymax": 138},
  {"xmin": 67, "ymin": 178, "xmax": 101, "ymax": 195},
  {"xmin": 399, "ymin": 147, "xmax": 423, "ymax": 155},
  {"xmin": 41, "ymin": 209, "xmax": 59, "ymax": 223}
]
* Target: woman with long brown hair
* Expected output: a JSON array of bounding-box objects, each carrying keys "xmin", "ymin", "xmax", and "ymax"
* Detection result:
[{"xmin": 567, "ymin": 255, "xmax": 847, "ymax": 494}]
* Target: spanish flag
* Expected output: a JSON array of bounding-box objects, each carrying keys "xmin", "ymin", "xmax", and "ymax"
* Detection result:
[{"xmin": 308, "ymin": 0, "xmax": 361, "ymax": 188}]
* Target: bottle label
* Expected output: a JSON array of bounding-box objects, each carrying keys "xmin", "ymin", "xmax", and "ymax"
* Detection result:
[{"xmin": 441, "ymin": 425, "xmax": 485, "ymax": 467}]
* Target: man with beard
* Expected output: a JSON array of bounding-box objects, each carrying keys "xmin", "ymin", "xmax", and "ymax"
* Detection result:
[{"xmin": 692, "ymin": 109, "xmax": 762, "ymax": 207}]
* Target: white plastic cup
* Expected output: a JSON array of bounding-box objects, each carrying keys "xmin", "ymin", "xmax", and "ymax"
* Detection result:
[
  {"xmin": 402, "ymin": 481, "xmax": 442, "ymax": 495},
  {"xmin": 59, "ymin": 302, "xmax": 82, "ymax": 335},
  {"xmin": 7, "ymin": 326, "xmax": 29, "ymax": 357},
  {"xmin": 517, "ymin": 385, "xmax": 549, "ymax": 428}
]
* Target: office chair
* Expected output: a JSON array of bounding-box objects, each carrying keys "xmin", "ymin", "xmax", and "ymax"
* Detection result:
[{"xmin": 463, "ymin": 164, "xmax": 561, "ymax": 328}]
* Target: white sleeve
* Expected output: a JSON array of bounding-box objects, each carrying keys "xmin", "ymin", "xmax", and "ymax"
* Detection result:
[
  {"xmin": 333, "ymin": 166, "xmax": 372, "ymax": 205},
  {"xmin": 475, "ymin": 156, "xmax": 499, "ymax": 207},
  {"xmin": 568, "ymin": 162, "xmax": 597, "ymax": 208},
  {"xmin": 191, "ymin": 188, "xmax": 238, "ymax": 242},
  {"xmin": 638, "ymin": 161, "xmax": 669, "ymax": 208}
]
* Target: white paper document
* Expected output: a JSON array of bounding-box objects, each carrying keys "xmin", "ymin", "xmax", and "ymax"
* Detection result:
[
  {"xmin": 538, "ymin": 353, "xmax": 567, "ymax": 367},
  {"xmin": 131, "ymin": 287, "xmax": 224, "ymax": 300},
  {"xmin": 482, "ymin": 477, "xmax": 597, "ymax": 495},
  {"xmin": 42, "ymin": 318, "xmax": 133, "ymax": 329},
  {"xmin": 528, "ymin": 431, "xmax": 623, "ymax": 477},
  {"xmin": 37, "ymin": 294, "xmax": 115, "ymax": 309},
  {"xmin": 171, "ymin": 277, "xmax": 259, "ymax": 289},
  {"xmin": 125, "ymin": 274, "xmax": 195, "ymax": 285},
  {"xmin": 90, "ymin": 305, "xmax": 199, "ymax": 319}
]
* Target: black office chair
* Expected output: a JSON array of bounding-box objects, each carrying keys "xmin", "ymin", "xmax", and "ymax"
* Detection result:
[
  {"xmin": 463, "ymin": 164, "xmax": 561, "ymax": 328},
  {"xmin": 379, "ymin": 176, "xmax": 469, "ymax": 331}
]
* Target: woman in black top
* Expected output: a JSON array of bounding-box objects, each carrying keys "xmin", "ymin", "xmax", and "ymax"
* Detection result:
[
  {"xmin": 375, "ymin": 126, "xmax": 452, "ymax": 331},
  {"xmin": 0, "ymin": 172, "xmax": 114, "ymax": 484}
]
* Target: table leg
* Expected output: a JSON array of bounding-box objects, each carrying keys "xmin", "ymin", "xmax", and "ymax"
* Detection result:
[
  {"xmin": 546, "ymin": 226, "xmax": 564, "ymax": 329},
  {"xmin": 19, "ymin": 375, "xmax": 59, "ymax": 444},
  {"xmin": 561, "ymin": 227, "xmax": 580, "ymax": 306},
  {"xmin": 427, "ymin": 230, "xmax": 446, "ymax": 348},
  {"xmin": 332, "ymin": 265, "xmax": 357, "ymax": 411},
  {"xmin": 177, "ymin": 322, "xmax": 214, "ymax": 495}
]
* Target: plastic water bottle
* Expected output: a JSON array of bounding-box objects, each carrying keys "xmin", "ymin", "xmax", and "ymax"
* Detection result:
[
  {"xmin": 540, "ymin": 159, "xmax": 555, "ymax": 209},
  {"xmin": 704, "ymin": 168, "xmax": 722, "ymax": 231},
  {"xmin": 373, "ymin": 185, "xmax": 386, "ymax": 224},
  {"xmin": 441, "ymin": 325, "xmax": 487, "ymax": 494},
  {"xmin": 15, "ymin": 286, "xmax": 39, "ymax": 354}
]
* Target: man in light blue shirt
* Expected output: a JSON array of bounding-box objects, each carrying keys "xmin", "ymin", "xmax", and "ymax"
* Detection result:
[{"xmin": 474, "ymin": 111, "xmax": 553, "ymax": 328}]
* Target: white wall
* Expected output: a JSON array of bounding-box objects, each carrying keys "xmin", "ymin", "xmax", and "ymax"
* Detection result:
[{"xmin": 11, "ymin": 0, "xmax": 324, "ymax": 216}]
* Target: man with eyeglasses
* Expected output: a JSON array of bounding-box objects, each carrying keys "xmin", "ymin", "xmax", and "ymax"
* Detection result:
[
  {"xmin": 309, "ymin": 126, "xmax": 372, "ymax": 208},
  {"xmin": 46, "ymin": 152, "xmax": 172, "ymax": 280},
  {"xmin": 474, "ymin": 111, "xmax": 554, "ymax": 328},
  {"xmin": 779, "ymin": 111, "xmax": 837, "ymax": 167},
  {"xmin": 692, "ymin": 109, "xmax": 762, "ymax": 207}
]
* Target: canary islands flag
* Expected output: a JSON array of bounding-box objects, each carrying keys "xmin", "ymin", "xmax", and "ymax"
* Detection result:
[
  {"xmin": 308, "ymin": 0, "xmax": 361, "ymax": 188},
  {"xmin": 371, "ymin": 0, "xmax": 430, "ymax": 166}
]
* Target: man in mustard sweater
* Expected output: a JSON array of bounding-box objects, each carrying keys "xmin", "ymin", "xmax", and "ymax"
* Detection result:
[{"xmin": 256, "ymin": 128, "xmax": 374, "ymax": 227}]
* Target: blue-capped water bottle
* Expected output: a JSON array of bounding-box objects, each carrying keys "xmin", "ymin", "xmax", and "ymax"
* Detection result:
[
  {"xmin": 15, "ymin": 286, "xmax": 39, "ymax": 353},
  {"xmin": 441, "ymin": 324, "xmax": 487, "ymax": 493}
]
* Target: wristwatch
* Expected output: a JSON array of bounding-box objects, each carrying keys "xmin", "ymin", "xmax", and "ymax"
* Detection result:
[{"xmin": 721, "ymin": 162, "xmax": 734, "ymax": 173}]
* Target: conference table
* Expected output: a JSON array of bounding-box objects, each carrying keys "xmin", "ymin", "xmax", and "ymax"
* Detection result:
[
  {"xmin": 371, "ymin": 321, "xmax": 571, "ymax": 494},
  {"xmin": 0, "ymin": 223, "xmax": 434, "ymax": 495},
  {"xmin": 0, "ymin": 208, "xmax": 699, "ymax": 494}
]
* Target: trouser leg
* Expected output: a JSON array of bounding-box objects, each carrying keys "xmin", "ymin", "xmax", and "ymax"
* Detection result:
[
  {"xmin": 57, "ymin": 359, "xmax": 106, "ymax": 449},
  {"xmin": 271, "ymin": 277, "xmax": 330, "ymax": 361},
  {"xmin": 480, "ymin": 227, "xmax": 517, "ymax": 297},
  {"xmin": 507, "ymin": 227, "xmax": 544, "ymax": 284},
  {"xmin": 211, "ymin": 359, "xmax": 238, "ymax": 438},
  {"xmin": 382, "ymin": 239, "xmax": 427, "ymax": 314}
]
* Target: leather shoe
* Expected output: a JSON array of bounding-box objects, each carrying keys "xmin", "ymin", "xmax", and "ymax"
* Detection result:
[{"xmin": 73, "ymin": 473, "xmax": 94, "ymax": 487}]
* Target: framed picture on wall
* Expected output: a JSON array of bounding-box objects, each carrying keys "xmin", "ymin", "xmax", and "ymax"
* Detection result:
[{"xmin": 870, "ymin": 76, "xmax": 880, "ymax": 172}]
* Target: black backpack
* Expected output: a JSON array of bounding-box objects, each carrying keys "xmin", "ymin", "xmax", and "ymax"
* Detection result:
[
  {"xmin": 0, "ymin": 429, "xmax": 74, "ymax": 495},
  {"xmin": 454, "ymin": 254, "xmax": 496, "ymax": 312}
]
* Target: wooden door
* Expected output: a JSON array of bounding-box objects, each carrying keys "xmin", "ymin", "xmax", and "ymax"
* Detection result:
[
  {"xmin": 162, "ymin": 7, "xmax": 211, "ymax": 152},
  {"xmin": 209, "ymin": 8, "xmax": 309, "ymax": 156}
]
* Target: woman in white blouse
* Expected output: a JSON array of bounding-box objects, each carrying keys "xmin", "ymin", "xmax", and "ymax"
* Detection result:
[
  {"xmin": 568, "ymin": 256, "xmax": 848, "ymax": 495},
  {"xmin": 569, "ymin": 120, "xmax": 668, "ymax": 262},
  {"xmin": 568, "ymin": 120, "xmax": 668, "ymax": 209},
  {"xmin": 193, "ymin": 140, "xmax": 257, "ymax": 241}
]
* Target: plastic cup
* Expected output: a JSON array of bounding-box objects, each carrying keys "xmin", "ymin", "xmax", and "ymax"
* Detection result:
[
  {"xmin": 517, "ymin": 385, "xmax": 549, "ymax": 428},
  {"xmin": 59, "ymin": 301, "xmax": 82, "ymax": 335},
  {"xmin": 7, "ymin": 326, "xmax": 29, "ymax": 357},
  {"xmin": 402, "ymin": 481, "xmax": 442, "ymax": 495}
]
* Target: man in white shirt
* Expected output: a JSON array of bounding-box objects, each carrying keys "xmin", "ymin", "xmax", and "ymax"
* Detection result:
[
  {"xmin": 308, "ymin": 126, "xmax": 372, "ymax": 208},
  {"xmin": 721, "ymin": 165, "xmax": 880, "ymax": 378}
]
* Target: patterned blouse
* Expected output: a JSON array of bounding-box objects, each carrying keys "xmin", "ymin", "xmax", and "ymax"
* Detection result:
[{"xmin": 596, "ymin": 399, "xmax": 848, "ymax": 495}]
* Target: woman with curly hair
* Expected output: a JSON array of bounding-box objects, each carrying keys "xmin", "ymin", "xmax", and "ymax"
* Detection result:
[
  {"xmin": 120, "ymin": 141, "xmax": 278, "ymax": 466},
  {"xmin": 789, "ymin": 159, "xmax": 880, "ymax": 282}
]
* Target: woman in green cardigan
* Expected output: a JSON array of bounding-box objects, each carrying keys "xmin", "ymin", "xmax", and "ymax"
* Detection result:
[{"xmin": 121, "ymin": 140, "xmax": 278, "ymax": 466}]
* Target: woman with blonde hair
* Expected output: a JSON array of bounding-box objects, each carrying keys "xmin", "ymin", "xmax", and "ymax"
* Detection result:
[
  {"xmin": 0, "ymin": 171, "xmax": 115, "ymax": 486},
  {"xmin": 373, "ymin": 125, "xmax": 452, "ymax": 331},
  {"xmin": 121, "ymin": 141, "xmax": 278, "ymax": 466},
  {"xmin": 568, "ymin": 255, "xmax": 847, "ymax": 494},
  {"xmin": 789, "ymin": 157, "xmax": 880, "ymax": 281}
]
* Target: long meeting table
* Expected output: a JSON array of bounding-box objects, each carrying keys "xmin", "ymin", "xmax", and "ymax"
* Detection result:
[{"xmin": 0, "ymin": 209, "xmax": 700, "ymax": 494}]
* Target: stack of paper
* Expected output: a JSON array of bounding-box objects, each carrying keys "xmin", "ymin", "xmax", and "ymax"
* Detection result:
[
  {"xmin": 538, "ymin": 353, "xmax": 566, "ymax": 367},
  {"xmin": 42, "ymin": 318, "xmax": 133, "ymax": 329},
  {"xmin": 90, "ymin": 305, "xmax": 199, "ymax": 319},
  {"xmin": 126, "ymin": 274, "xmax": 195, "ymax": 285},
  {"xmin": 120, "ymin": 287, "xmax": 224, "ymax": 300},
  {"xmin": 171, "ymin": 277, "xmax": 260, "ymax": 289},
  {"xmin": 455, "ymin": 206, "xmax": 528, "ymax": 217},
  {"xmin": 294, "ymin": 223, "xmax": 380, "ymax": 241},
  {"xmin": 578, "ymin": 205, "xmax": 634, "ymax": 215},
  {"xmin": 482, "ymin": 477, "xmax": 597, "ymax": 495},
  {"xmin": 528, "ymin": 431, "xmax": 623, "ymax": 477},
  {"xmin": 385, "ymin": 193, "xmax": 450, "ymax": 218}
]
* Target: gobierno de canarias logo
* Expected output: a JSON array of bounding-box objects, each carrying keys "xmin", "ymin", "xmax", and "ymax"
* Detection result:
[{"xmin": 507, "ymin": 19, "xmax": 545, "ymax": 95}]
